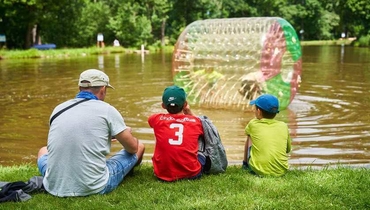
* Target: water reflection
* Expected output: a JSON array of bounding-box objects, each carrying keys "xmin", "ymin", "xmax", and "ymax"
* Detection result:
[
  {"xmin": 0, "ymin": 46, "xmax": 370, "ymax": 169},
  {"xmin": 115, "ymin": 54, "xmax": 120, "ymax": 69},
  {"xmin": 98, "ymin": 55, "xmax": 104, "ymax": 69}
]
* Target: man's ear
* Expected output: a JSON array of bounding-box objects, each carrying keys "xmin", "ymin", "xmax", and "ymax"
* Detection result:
[
  {"xmin": 95, "ymin": 86, "xmax": 106, "ymax": 100},
  {"xmin": 161, "ymin": 103, "xmax": 167, "ymax": 109},
  {"xmin": 99, "ymin": 86, "xmax": 106, "ymax": 94},
  {"xmin": 100, "ymin": 86, "xmax": 106, "ymax": 92}
]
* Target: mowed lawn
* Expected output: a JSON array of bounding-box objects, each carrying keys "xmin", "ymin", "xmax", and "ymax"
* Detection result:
[{"xmin": 0, "ymin": 164, "xmax": 369, "ymax": 210}]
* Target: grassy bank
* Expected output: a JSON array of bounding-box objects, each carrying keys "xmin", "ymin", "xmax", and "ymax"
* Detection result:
[
  {"xmin": 0, "ymin": 45, "xmax": 174, "ymax": 60},
  {"xmin": 0, "ymin": 164, "xmax": 369, "ymax": 209},
  {"xmin": 300, "ymin": 39, "xmax": 355, "ymax": 46},
  {"xmin": 0, "ymin": 40, "xmax": 356, "ymax": 60}
]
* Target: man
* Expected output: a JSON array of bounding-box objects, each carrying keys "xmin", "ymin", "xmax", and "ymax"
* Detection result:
[{"xmin": 37, "ymin": 69, "xmax": 145, "ymax": 197}]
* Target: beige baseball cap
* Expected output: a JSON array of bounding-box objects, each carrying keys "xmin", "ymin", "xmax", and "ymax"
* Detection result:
[{"xmin": 78, "ymin": 69, "xmax": 114, "ymax": 89}]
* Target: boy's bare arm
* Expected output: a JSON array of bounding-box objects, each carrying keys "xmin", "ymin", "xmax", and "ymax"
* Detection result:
[
  {"xmin": 286, "ymin": 128, "xmax": 292, "ymax": 153},
  {"xmin": 183, "ymin": 103, "xmax": 194, "ymax": 116},
  {"xmin": 243, "ymin": 136, "xmax": 253, "ymax": 163}
]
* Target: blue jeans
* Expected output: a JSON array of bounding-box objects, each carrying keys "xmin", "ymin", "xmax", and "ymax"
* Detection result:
[{"xmin": 37, "ymin": 149, "xmax": 138, "ymax": 195}]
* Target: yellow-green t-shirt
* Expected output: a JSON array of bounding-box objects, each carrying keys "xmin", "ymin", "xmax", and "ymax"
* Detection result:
[{"xmin": 245, "ymin": 118, "xmax": 292, "ymax": 176}]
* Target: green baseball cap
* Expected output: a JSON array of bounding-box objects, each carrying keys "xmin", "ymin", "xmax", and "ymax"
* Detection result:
[{"xmin": 162, "ymin": 85, "xmax": 186, "ymax": 107}]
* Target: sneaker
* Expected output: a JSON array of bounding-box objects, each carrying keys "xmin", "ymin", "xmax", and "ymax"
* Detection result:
[
  {"xmin": 242, "ymin": 161, "xmax": 249, "ymax": 170},
  {"xmin": 242, "ymin": 164, "xmax": 249, "ymax": 170},
  {"xmin": 127, "ymin": 167, "xmax": 134, "ymax": 176},
  {"xmin": 204, "ymin": 156, "xmax": 211, "ymax": 173}
]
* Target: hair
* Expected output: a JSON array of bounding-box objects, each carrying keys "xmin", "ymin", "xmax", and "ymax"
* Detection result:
[
  {"xmin": 256, "ymin": 106, "xmax": 276, "ymax": 119},
  {"xmin": 239, "ymin": 80, "xmax": 262, "ymax": 100},
  {"xmin": 79, "ymin": 86, "xmax": 104, "ymax": 94},
  {"xmin": 166, "ymin": 104, "xmax": 184, "ymax": 114}
]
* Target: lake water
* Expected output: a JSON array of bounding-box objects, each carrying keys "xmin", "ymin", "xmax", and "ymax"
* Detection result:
[{"xmin": 0, "ymin": 45, "xmax": 369, "ymax": 168}]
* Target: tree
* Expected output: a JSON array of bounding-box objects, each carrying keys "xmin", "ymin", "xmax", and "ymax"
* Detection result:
[
  {"xmin": 141, "ymin": 0, "xmax": 172, "ymax": 46},
  {"xmin": 107, "ymin": 1, "xmax": 152, "ymax": 48},
  {"xmin": 167, "ymin": 0, "xmax": 227, "ymax": 44},
  {"xmin": 221, "ymin": 0, "xmax": 256, "ymax": 18},
  {"xmin": 0, "ymin": 0, "xmax": 41, "ymax": 48},
  {"xmin": 71, "ymin": 1, "xmax": 111, "ymax": 47},
  {"xmin": 296, "ymin": 0, "xmax": 339, "ymax": 40},
  {"xmin": 342, "ymin": 0, "xmax": 370, "ymax": 37},
  {"xmin": 0, "ymin": 0, "xmax": 369, "ymax": 49}
]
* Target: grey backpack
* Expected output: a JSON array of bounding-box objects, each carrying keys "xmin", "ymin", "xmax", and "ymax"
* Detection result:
[{"xmin": 198, "ymin": 115, "xmax": 228, "ymax": 174}]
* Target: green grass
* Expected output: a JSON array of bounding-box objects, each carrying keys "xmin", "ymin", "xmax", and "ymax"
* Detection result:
[
  {"xmin": 0, "ymin": 46, "xmax": 124, "ymax": 59},
  {"xmin": 300, "ymin": 39, "xmax": 355, "ymax": 46},
  {"xmin": 0, "ymin": 45, "xmax": 174, "ymax": 60},
  {"xmin": 0, "ymin": 164, "xmax": 369, "ymax": 209},
  {"xmin": 0, "ymin": 39, "xmax": 357, "ymax": 60}
]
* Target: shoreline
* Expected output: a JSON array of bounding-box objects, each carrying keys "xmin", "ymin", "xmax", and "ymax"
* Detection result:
[{"xmin": 0, "ymin": 40, "xmax": 356, "ymax": 60}]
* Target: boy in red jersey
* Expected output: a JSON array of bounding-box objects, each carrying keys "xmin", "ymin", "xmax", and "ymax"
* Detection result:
[{"xmin": 148, "ymin": 85, "xmax": 205, "ymax": 182}]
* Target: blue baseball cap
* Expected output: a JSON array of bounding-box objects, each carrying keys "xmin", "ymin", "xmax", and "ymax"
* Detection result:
[
  {"xmin": 162, "ymin": 85, "xmax": 186, "ymax": 107},
  {"xmin": 250, "ymin": 94, "xmax": 279, "ymax": 113}
]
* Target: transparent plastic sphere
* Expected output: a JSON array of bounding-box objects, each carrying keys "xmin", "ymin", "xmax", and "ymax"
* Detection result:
[{"xmin": 172, "ymin": 17, "xmax": 302, "ymax": 110}]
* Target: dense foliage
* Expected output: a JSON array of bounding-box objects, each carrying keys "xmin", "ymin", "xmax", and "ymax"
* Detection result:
[{"xmin": 0, "ymin": 0, "xmax": 369, "ymax": 49}]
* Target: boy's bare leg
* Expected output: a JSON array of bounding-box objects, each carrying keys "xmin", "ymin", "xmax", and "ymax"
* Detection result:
[{"xmin": 243, "ymin": 136, "xmax": 252, "ymax": 163}]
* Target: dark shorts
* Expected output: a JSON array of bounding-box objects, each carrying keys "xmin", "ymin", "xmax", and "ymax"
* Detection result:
[{"xmin": 244, "ymin": 146, "xmax": 256, "ymax": 175}]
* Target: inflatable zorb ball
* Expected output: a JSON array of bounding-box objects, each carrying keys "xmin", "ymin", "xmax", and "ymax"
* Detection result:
[{"xmin": 172, "ymin": 17, "xmax": 302, "ymax": 110}]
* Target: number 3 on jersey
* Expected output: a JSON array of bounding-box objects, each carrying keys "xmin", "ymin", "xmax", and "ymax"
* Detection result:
[{"xmin": 169, "ymin": 123, "xmax": 184, "ymax": 145}]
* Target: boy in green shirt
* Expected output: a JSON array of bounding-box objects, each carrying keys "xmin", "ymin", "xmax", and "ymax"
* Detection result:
[{"xmin": 243, "ymin": 94, "xmax": 292, "ymax": 176}]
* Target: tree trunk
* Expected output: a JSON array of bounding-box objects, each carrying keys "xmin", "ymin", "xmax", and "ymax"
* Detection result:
[
  {"xmin": 161, "ymin": 19, "xmax": 166, "ymax": 46},
  {"xmin": 25, "ymin": 23, "xmax": 33, "ymax": 49},
  {"xmin": 36, "ymin": 24, "xmax": 41, "ymax": 45}
]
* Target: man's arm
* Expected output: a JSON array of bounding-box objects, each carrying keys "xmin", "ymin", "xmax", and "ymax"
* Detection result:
[{"xmin": 114, "ymin": 127, "xmax": 138, "ymax": 154}]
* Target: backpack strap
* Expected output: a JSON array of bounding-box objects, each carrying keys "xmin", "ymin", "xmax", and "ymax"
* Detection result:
[
  {"xmin": 198, "ymin": 136, "xmax": 206, "ymax": 153},
  {"xmin": 49, "ymin": 98, "xmax": 90, "ymax": 125}
]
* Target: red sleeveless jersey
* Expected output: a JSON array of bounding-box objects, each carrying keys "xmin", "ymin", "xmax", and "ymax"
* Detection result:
[{"xmin": 148, "ymin": 113, "xmax": 204, "ymax": 181}]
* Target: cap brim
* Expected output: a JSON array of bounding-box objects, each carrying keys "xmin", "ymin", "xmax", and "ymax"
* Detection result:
[
  {"xmin": 249, "ymin": 99, "xmax": 256, "ymax": 105},
  {"xmin": 107, "ymin": 84, "xmax": 115, "ymax": 89}
]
